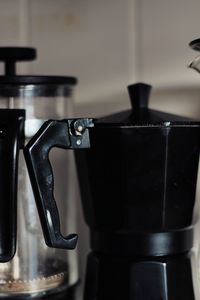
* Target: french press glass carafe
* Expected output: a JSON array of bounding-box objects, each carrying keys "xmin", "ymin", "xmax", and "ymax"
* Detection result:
[
  {"xmin": 0, "ymin": 47, "xmax": 78, "ymax": 299},
  {"xmin": 24, "ymin": 83, "xmax": 200, "ymax": 300}
]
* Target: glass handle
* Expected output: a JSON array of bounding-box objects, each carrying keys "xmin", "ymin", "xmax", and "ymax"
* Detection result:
[
  {"xmin": 24, "ymin": 118, "xmax": 93, "ymax": 250},
  {"xmin": 0, "ymin": 109, "xmax": 25, "ymax": 262}
]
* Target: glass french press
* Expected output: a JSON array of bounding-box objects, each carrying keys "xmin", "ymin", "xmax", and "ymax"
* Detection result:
[
  {"xmin": 0, "ymin": 47, "xmax": 78, "ymax": 299},
  {"xmin": 24, "ymin": 82, "xmax": 200, "ymax": 300}
]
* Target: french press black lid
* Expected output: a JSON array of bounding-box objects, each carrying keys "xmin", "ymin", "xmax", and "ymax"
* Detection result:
[{"xmin": 0, "ymin": 47, "xmax": 77, "ymax": 85}]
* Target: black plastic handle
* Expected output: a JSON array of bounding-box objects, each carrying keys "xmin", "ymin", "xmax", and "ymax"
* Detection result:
[
  {"xmin": 24, "ymin": 118, "xmax": 93, "ymax": 249},
  {"xmin": 0, "ymin": 109, "xmax": 25, "ymax": 262}
]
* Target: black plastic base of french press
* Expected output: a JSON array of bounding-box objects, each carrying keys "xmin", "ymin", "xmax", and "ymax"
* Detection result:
[
  {"xmin": 84, "ymin": 252, "xmax": 195, "ymax": 300},
  {"xmin": 35, "ymin": 284, "xmax": 78, "ymax": 300},
  {"xmin": 0, "ymin": 284, "xmax": 79, "ymax": 300},
  {"xmin": 41, "ymin": 285, "xmax": 78, "ymax": 300}
]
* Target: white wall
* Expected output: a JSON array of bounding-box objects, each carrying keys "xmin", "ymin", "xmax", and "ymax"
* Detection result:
[
  {"xmin": 136, "ymin": 0, "xmax": 200, "ymax": 120},
  {"xmin": 30, "ymin": 0, "xmax": 134, "ymax": 106},
  {"xmin": 138, "ymin": 0, "xmax": 200, "ymax": 89}
]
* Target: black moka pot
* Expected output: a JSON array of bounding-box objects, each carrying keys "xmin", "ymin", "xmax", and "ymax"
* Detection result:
[{"xmin": 24, "ymin": 82, "xmax": 200, "ymax": 300}]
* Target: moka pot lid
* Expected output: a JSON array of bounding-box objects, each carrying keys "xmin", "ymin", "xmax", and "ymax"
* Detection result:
[{"xmin": 96, "ymin": 83, "xmax": 200, "ymax": 127}]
